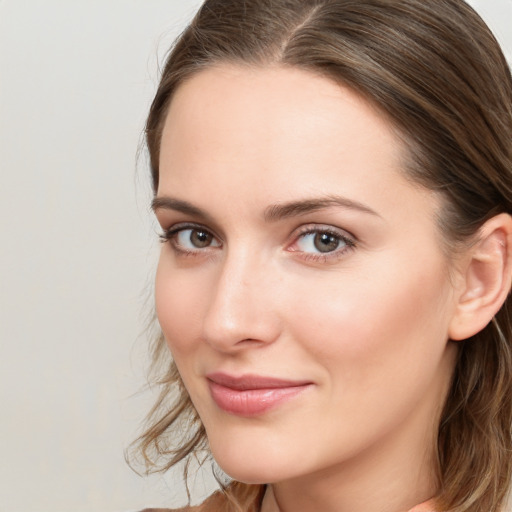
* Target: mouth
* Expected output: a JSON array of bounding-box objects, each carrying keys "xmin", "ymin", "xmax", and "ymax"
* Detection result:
[{"xmin": 206, "ymin": 372, "xmax": 313, "ymax": 417}]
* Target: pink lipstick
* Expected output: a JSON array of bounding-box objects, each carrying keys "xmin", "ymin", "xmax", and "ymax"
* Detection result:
[{"xmin": 206, "ymin": 373, "xmax": 312, "ymax": 416}]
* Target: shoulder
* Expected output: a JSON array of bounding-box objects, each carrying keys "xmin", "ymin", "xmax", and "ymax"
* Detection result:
[
  {"xmin": 408, "ymin": 499, "xmax": 438, "ymax": 512},
  {"xmin": 139, "ymin": 505, "xmax": 209, "ymax": 512},
  {"xmin": 138, "ymin": 491, "xmax": 227, "ymax": 512},
  {"xmin": 140, "ymin": 483, "xmax": 264, "ymax": 512},
  {"xmin": 139, "ymin": 490, "xmax": 231, "ymax": 511},
  {"xmin": 138, "ymin": 499, "xmax": 219, "ymax": 512}
]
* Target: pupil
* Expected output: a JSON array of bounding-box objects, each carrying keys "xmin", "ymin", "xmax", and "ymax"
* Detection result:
[
  {"xmin": 191, "ymin": 230, "xmax": 212, "ymax": 248},
  {"xmin": 314, "ymin": 233, "xmax": 339, "ymax": 253}
]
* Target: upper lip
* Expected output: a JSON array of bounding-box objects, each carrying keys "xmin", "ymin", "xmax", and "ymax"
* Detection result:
[{"xmin": 206, "ymin": 372, "xmax": 313, "ymax": 391}]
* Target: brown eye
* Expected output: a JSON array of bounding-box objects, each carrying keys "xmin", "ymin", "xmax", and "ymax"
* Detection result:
[
  {"xmin": 313, "ymin": 232, "xmax": 341, "ymax": 253},
  {"xmin": 190, "ymin": 229, "xmax": 213, "ymax": 248},
  {"xmin": 291, "ymin": 227, "xmax": 356, "ymax": 261},
  {"xmin": 173, "ymin": 228, "xmax": 220, "ymax": 251},
  {"xmin": 296, "ymin": 230, "xmax": 344, "ymax": 254}
]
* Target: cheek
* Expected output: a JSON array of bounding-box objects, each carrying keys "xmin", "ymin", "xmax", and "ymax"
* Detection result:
[
  {"xmin": 155, "ymin": 256, "xmax": 206, "ymax": 357},
  {"xmin": 284, "ymin": 250, "xmax": 453, "ymax": 378},
  {"xmin": 276, "ymin": 251, "xmax": 456, "ymax": 457}
]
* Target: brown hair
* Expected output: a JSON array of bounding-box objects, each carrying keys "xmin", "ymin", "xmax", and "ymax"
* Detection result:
[{"xmin": 131, "ymin": 1, "xmax": 512, "ymax": 510}]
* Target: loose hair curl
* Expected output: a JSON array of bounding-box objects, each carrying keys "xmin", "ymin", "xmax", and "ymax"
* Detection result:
[{"xmin": 130, "ymin": 1, "xmax": 512, "ymax": 510}]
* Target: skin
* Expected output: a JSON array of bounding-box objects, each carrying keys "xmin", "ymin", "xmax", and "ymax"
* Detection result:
[{"xmin": 154, "ymin": 65, "xmax": 462, "ymax": 512}]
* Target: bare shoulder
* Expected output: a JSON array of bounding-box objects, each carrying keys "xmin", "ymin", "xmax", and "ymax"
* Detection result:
[
  {"xmin": 138, "ymin": 492, "xmax": 229, "ymax": 512},
  {"xmin": 140, "ymin": 509, "xmax": 180, "ymax": 512},
  {"xmin": 138, "ymin": 490, "xmax": 235, "ymax": 512},
  {"xmin": 139, "ymin": 483, "xmax": 264, "ymax": 512},
  {"xmin": 139, "ymin": 506, "xmax": 204, "ymax": 512}
]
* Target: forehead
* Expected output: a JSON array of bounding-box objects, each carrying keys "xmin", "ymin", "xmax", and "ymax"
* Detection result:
[
  {"xmin": 158, "ymin": 64, "xmax": 436, "ymax": 228},
  {"xmin": 161, "ymin": 64, "xmax": 401, "ymax": 170}
]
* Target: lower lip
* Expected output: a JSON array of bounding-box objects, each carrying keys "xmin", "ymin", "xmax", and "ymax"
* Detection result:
[{"xmin": 208, "ymin": 381, "xmax": 311, "ymax": 416}]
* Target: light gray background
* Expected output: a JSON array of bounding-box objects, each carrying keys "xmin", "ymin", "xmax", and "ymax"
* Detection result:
[{"xmin": 1, "ymin": 1, "xmax": 511, "ymax": 511}]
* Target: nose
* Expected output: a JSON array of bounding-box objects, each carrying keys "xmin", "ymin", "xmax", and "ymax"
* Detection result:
[{"xmin": 201, "ymin": 248, "xmax": 281, "ymax": 353}]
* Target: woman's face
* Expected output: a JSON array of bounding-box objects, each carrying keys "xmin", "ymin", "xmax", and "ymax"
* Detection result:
[{"xmin": 154, "ymin": 65, "xmax": 459, "ymax": 485}]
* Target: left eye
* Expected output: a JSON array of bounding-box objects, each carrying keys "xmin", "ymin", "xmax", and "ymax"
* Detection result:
[
  {"xmin": 295, "ymin": 230, "xmax": 348, "ymax": 254},
  {"xmin": 174, "ymin": 228, "xmax": 220, "ymax": 250}
]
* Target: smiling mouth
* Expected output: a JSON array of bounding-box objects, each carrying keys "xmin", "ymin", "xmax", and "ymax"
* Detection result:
[{"xmin": 206, "ymin": 373, "xmax": 313, "ymax": 416}]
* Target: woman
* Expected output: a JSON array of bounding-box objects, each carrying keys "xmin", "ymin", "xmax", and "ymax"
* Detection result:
[{"xmin": 131, "ymin": 0, "xmax": 512, "ymax": 511}]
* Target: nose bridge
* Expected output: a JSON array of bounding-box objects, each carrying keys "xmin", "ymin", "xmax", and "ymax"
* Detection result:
[{"xmin": 201, "ymin": 244, "xmax": 279, "ymax": 350}]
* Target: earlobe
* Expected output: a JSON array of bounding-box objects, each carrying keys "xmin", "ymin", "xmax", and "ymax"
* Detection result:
[{"xmin": 449, "ymin": 213, "xmax": 512, "ymax": 341}]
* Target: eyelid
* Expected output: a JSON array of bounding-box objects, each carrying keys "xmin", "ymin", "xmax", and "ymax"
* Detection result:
[
  {"xmin": 159, "ymin": 221, "xmax": 357, "ymax": 262},
  {"xmin": 292, "ymin": 223, "xmax": 357, "ymax": 243},
  {"xmin": 287, "ymin": 224, "xmax": 357, "ymax": 261},
  {"xmin": 160, "ymin": 222, "xmax": 222, "ymax": 254},
  {"xmin": 161, "ymin": 221, "xmax": 220, "ymax": 237}
]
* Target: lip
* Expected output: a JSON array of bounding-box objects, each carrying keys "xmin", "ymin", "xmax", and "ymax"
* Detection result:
[{"xmin": 206, "ymin": 372, "xmax": 313, "ymax": 416}]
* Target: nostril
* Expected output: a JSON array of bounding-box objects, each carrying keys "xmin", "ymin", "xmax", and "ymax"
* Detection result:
[{"xmin": 201, "ymin": 307, "xmax": 281, "ymax": 352}]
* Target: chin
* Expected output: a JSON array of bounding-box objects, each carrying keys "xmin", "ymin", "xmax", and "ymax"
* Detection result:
[
  {"xmin": 215, "ymin": 462, "xmax": 287, "ymax": 485},
  {"xmin": 209, "ymin": 436, "xmax": 300, "ymax": 485}
]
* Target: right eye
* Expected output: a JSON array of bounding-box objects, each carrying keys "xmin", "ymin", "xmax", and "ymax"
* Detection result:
[{"xmin": 160, "ymin": 225, "xmax": 221, "ymax": 254}]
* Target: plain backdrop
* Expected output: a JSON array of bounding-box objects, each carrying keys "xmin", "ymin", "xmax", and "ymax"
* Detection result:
[{"xmin": 0, "ymin": 1, "xmax": 511, "ymax": 511}]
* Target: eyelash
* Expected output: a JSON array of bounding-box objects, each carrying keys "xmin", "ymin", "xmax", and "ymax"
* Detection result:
[
  {"xmin": 159, "ymin": 223, "xmax": 357, "ymax": 262},
  {"xmin": 290, "ymin": 225, "xmax": 356, "ymax": 263},
  {"xmin": 159, "ymin": 223, "xmax": 220, "ymax": 258}
]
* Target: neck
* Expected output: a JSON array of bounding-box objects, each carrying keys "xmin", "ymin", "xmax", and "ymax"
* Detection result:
[
  {"xmin": 259, "ymin": 342, "xmax": 458, "ymax": 512},
  {"xmin": 261, "ymin": 447, "xmax": 437, "ymax": 512},
  {"xmin": 260, "ymin": 392, "xmax": 444, "ymax": 512}
]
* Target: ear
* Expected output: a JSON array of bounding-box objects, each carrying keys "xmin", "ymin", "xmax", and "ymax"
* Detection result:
[{"xmin": 449, "ymin": 213, "xmax": 512, "ymax": 341}]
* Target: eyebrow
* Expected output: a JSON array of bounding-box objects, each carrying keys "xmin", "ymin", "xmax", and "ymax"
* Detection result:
[
  {"xmin": 151, "ymin": 196, "xmax": 214, "ymax": 222},
  {"xmin": 151, "ymin": 194, "xmax": 380, "ymax": 222},
  {"xmin": 263, "ymin": 195, "xmax": 381, "ymax": 222}
]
